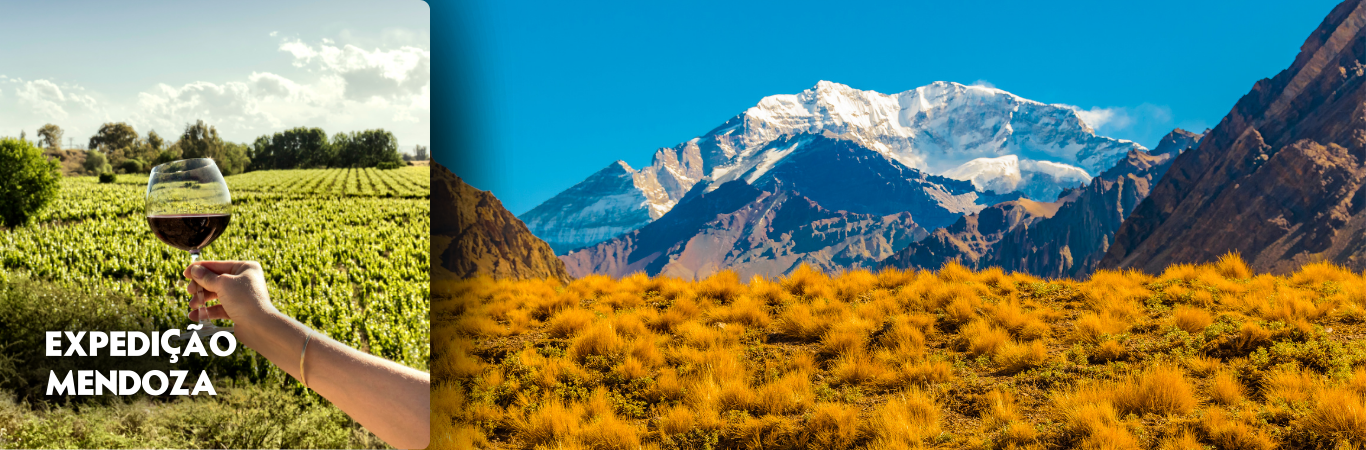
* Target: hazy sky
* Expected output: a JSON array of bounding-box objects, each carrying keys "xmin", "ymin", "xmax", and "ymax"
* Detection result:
[
  {"xmin": 448, "ymin": 0, "xmax": 1342, "ymax": 214},
  {"xmin": 0, "ymin": 0, "xmax": 428, "ymax": 152}
]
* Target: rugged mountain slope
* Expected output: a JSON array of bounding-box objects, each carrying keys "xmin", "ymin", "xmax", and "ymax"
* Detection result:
[
  {"xmin": 884, "ymin": 129, "xmax": 1202, "ymax": 277},
  {"xmin": 878, "ymin": 197, "xmax": 1069, "ymax": 271},
  {"xmin": 1103, "ymin": 0, "xmax": 1366, "ymax": 274},
  {"xmin": 432, "ymin": 162, "xmax": 571, "ymax": 282},
  {"xmin": 523, "ymin": 81, "xmax": 1144, "ymax": 253},
  {"xmin": 560, "ymin": 136, "xmax": 957, "ymax": 280}
]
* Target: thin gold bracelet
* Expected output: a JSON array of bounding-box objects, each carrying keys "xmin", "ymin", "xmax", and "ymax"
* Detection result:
[{"xmin": 300, "ymin": 329, "xmax": 313, "ymax": 390}]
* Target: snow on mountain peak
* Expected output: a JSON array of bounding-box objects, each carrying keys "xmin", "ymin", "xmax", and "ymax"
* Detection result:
[
  {"xmin": 738, "ymin": 80, "xmax": 1142, "ymax": 175},
  {"xmin": 521, "ymin": 80, "xmax": 1145, "ymax": 253}
]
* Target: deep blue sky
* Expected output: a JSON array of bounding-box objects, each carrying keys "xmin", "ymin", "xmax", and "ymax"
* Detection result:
[{"xmin": 443, "ymin": 0, "xmax": 1341, "ymax": 215}]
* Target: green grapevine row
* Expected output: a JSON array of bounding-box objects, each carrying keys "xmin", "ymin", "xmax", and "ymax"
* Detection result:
[{"xmin": 1, "ymin": 171, "xmax": 431, "ymax": 369}]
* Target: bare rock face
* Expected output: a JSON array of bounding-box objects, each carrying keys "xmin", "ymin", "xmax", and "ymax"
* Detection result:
[
  {"xmin": 882, "ymin": 128, "xmax": 1202, "ymax": 277},
  {"xmin": 559, "ymin": 180, "xmax": 927, "ymax": 280},
  {"xmin": 878, "ymin": 198, "xmax": 1065, "ymax": 271},
  {"xmin": 431, "ymin": 162, "xmax": 571, "ymax": 282},
  {"xmin": 1102, "ymin": 0, "xmax": 1366, "ymax": 274},
  {"xmin": 558, "ymin": 136, "xmax": 944, "ymax": 280}
]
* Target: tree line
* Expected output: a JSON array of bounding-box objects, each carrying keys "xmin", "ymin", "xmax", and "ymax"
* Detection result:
[{"xmin": 24, "ymin": 121, "xmax": 425, "ymax": 176}]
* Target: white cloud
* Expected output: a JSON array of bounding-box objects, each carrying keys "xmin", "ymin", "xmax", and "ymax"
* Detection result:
[
  {"xmin": 15, "ymin": 79, "xmax": 99, "ymax": 121},
  {"xmin": 971, "ymin": 79, "xmax": 996, "ymax": 89},
  {"xmin": 0, "ymin": 36, "xmax": 429, "ymax": 151},
  {"xmin": 134, "ymin": 81, "xmax": 277, "ymax": 136},
  {"xmin": 278, "ymin": 38, "xmax": 429, "ymax": 102},
  {"xmin": 1069, "ymin": 106, "xmax": 1127, "ymax": 131},
  {"xmin": 269, "ymin": 31, "xmax": 278, "ymax": 37},
  {"xmin": 1063, "ymin": 103, "xmax": 1178, "ymax": 149}
]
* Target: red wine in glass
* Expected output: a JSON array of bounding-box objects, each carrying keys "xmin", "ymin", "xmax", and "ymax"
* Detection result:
[
  {"xmin": 145, "ymin": 158, "xmax": 234, "ymax": 338},
  {"xmin": 148, "ymin": 214, "xmax": 232, "ymax": 252}
]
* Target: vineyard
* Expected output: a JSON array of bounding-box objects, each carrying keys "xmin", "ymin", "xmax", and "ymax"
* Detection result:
[
  {"xmin": 0, "ymin": 166, "xmax": 431, "ymax": 369},
  {"xmin": 435, "ymin": 257, "xmax": 1366, "ymax": 450}
]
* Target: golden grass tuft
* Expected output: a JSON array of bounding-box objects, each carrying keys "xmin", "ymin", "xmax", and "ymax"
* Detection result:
[
  {"xmin": 996, "ymin": 340, "xmax": 1049, "ymax": 374},
  {"xmin": 1215, "ymin": 252, "xmax": 1253, "ymax": 279},
  {"xmin": 1209, "ymin": 370, "xmax": 1244, "ymax": 405},
  {"xmin": 958, "ymin": 320, "xmax": 1011, "ymax": 357},
  {"xmin": 546, "ymin": 308, "xmax": 597, "ymax": 338},
  {"xmin": 569, "ymin": 322, "xmax": 625, "ymax": 362},
  {"xmin": 1089, "ymin": 339, "xmax": 1128, "ymax": 364},
  {"xmin": 976, "ymin": 389, "xmax": 1018, "ymax": 426},
  {"xmin": 867, "ymin": 388, "xmax": 940, "ymax": 448},
  {"xmin": 1261, "ymin": 366, "xmax": 1319, "ymax": 405},
  {"xmin": 1058, "ymin": 400, "xmax": 1140, "ymax": 450},
  {"xmin": 1200, "ymin": 407, "xmax": 1276, "ymax": 450},
  {"xmin": 1158, "ymin": 430, "xmax": 1204, "ymax": 450},
  {"xmin": 807, "ymin": 402, "xmax": 863, "ymax": 450},
  {"xmin": 1111, "ymin": 365, "xmax": 1198, "ymax": 416},
  {"xmin": 1302, "ymin": 387, "xmax": 1366, "ymax": 442},
  {"xmin": 900, "ymin": 359, "xmax": 955, "ymax": 386},
  {"xmin": 1171, "ymin": 305, "xmax": 1213, "ymax": 334}
]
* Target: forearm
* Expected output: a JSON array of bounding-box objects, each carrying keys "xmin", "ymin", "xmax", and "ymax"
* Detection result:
[{"xmin": 237, "ymin": 311, "xmax": 431, "ymax": 448}]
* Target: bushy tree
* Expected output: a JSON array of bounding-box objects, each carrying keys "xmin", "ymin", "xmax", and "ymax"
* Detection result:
[
  {"xmin": 176, "ymin": 120, "xmax": 251, "ymax": 175},
  {"xmin": 37, "ymin": 124, "xmax": 63, "ymax": 150},
  {"xmin": 332, "ymin": 129, "xmax": 402, "ymax": 168},
  {"xmin": 147, "ymin": 130, "xmax": 164, "ymax": 152},
  {"xmin": 220, "ymin": 142, "xmax": 251, "ymax": 175},
  {"xmin": 152, "ymin": 149, "xmax": 179, "ymax": 167},
  {"xmin": 415, "ymin": 145, "xmax": 428, "ymax": 161},
  {"xmin": 82, "ymin": 150, "xmax": 109, "ymax": 174},
  {"xmin": 250, "ymin": 127, "xmax": 330, "ymax": 170},
  {"xmin": 119, "ymin": 159, "xmax": 145, "ymax": 174},
  {"xmin": 0, "ymin": 138, "xmax": 61, "ymax": 226},
  {"xmin": 88, "ymin": 122, "xmax": 138, "ymax": 154}
]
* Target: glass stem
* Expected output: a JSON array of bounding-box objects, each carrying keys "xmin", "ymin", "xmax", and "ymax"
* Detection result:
[{"xmin": 191, "ymin": 251, "xmax": 208, "ymax": 328}]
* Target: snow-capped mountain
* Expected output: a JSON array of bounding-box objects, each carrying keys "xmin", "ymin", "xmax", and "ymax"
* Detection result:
[{"xmin": 522, "ymin": 80, "xmax": 1144, "ymax": 254}]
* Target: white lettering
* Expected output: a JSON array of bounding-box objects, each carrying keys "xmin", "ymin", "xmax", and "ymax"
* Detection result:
[{"xmin": 47, "ymin": 370, "xmax": 74, "ymax": 395}]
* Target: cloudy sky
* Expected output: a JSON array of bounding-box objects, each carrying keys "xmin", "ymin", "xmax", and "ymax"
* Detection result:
[{"xmin": 0, "ymin": 0, "xmax": 428, "ymax": 153}]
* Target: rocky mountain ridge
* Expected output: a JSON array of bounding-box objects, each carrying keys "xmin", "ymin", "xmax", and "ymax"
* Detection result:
[
  {"xmin": 432, "ymin": 162, "xmax": 571, "ymax": 282},
  {"xmin": 1102, "ymin": 0, "xmax": 1366, "ymax": 274}
]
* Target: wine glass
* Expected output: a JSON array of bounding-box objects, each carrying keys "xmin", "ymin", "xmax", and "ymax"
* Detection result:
[{"xmin": 145, "ymin": 158, "xmax": 234, "ymax": 337}]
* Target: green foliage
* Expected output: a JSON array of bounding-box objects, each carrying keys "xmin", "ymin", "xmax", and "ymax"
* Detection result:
[
  {"xmin": 250, "ymin": 127, "xmax": 332, "ymax": 171},
  {"xmin": 0, "ymin": 383, "xmax": 389, "ymax": 449},
  {"xmin": 152, "ymin": 149, "xmax": 178, "ymax": 167},
  {"xmin": 176, "ymin": 120, "xmax": 251, "ymax": 175},
  {"xmin": 82, "ymin": 150, "xmax": 107, "ymax": 173},
  {"xmin": 87, "ymin": 122, "xmax": 138, "ymax": 154},
  {"xmin": 0, "ymin": 138, "xmax": 61, "ymax": 227},
  {"xmin": 332, "ymin": 129, "xmax": 402, "ymax": 168},
  {"xmin": 146, "ymin": 130, "xmax": 164, "ymax": 151},
  {"xmin": 377, "ymin": 161, "xmax": 401, "ymax": 170},
  {"xmin": 36, "ymin": 124, "xmax": 63, "ymax": 150},
  {"xmin": 2, "ymin": 170, "xmax": 431, "ymax": 368},
  {"xmin": 118, "ymin": 158, "xmax": 145, "ymax": 174},
  {"xmin": 98, "ymin": 172, "xmax": 116, "ymax": 184}
]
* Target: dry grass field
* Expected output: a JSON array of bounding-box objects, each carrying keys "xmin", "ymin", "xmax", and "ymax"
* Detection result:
[{"xmin": 431, "ymin": 254, "xmax": 1366, "ymax": 449}]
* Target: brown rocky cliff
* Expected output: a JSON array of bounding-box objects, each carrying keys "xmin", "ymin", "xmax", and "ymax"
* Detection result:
[
  {"xmin": 431, "ymin": 162, "xmax": 571, "ymax": 282},
  {"xmin": 877, "ymin": 198, "xmax": 1062, "ymax": 271},
  {"xmin": 1101, "ymin": 0, "xmax": 1366, "ymax": 274}
]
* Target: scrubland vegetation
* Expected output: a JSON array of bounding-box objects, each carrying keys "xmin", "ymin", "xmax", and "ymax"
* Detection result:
[{"xmin": 434, "ymin": 254, "xmax": 1366, "ymax": 449}]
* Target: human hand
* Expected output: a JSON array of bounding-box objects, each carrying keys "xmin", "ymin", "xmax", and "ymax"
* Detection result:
[{"xmin": 184, "ymin": 260, "xmax": 277, "ymax": 328}]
